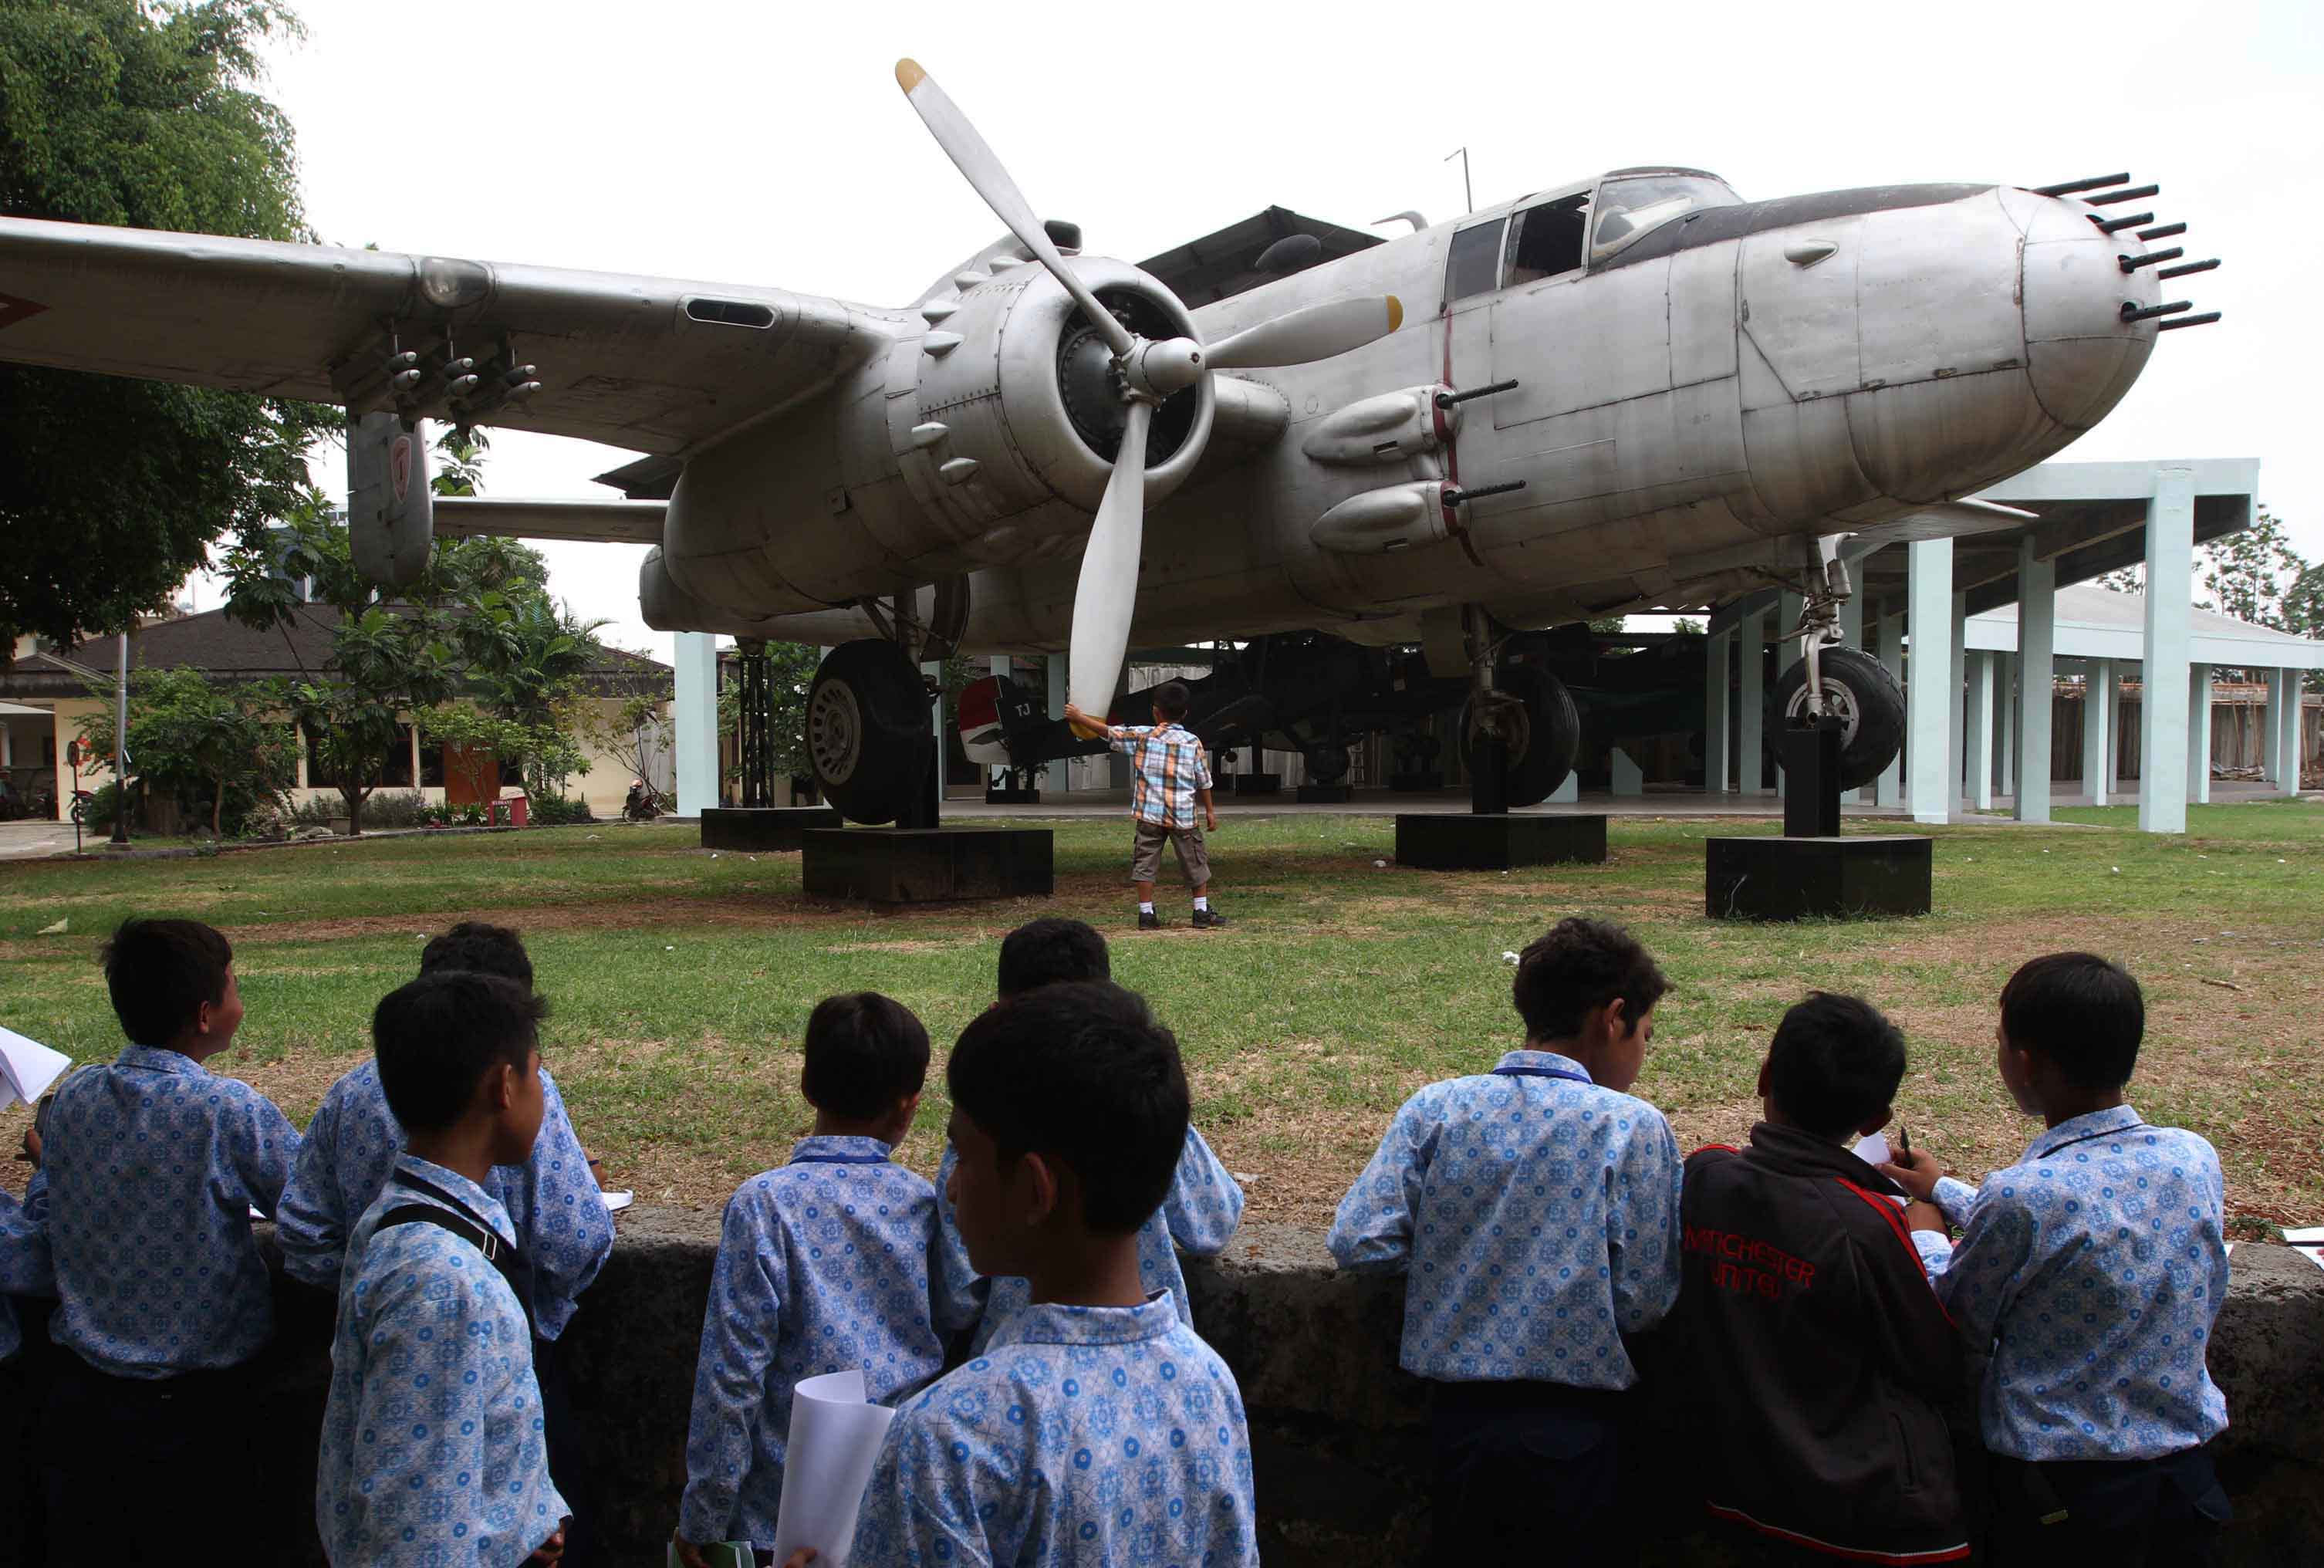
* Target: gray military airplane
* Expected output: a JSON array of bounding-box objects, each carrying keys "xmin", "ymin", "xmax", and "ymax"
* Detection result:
[{"xmin": 0, "ymin": 59, "xmax": 2218, "ymax": 822}]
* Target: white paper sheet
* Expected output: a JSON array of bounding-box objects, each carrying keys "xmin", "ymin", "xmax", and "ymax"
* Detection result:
[
  {"xmin": 1853, "ymin": 1131, "xmax": 1893, "ymax": 1168},
  {"xmin": 768, "ymin": 1369, "xmax": 897, "ymax": 1568},
  {"xmin": 0, "ymin": 1026, "xmax": 70, "ymax": 1109},
  {"xmin": 600, "ymin": 1190, "xmax": 634, "ymax": 1213}
]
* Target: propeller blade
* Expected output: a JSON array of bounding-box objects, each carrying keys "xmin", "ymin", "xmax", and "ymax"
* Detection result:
[
  {"xmin": 1066, "ymin": 398, "xmax": 1153, "ymax": 731},
  {"xmin": 1203, "ymin": 296, "xmax": 1404, "ymax": 370},
  {"xmin": 895, "ymin": 59, "xmax": 1133, "ymax": 360}
]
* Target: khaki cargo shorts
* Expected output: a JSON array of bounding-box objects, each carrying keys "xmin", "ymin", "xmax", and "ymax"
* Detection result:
[{"xmin": 1130, "ymin": 819, "xmax": 1209, "ymax": 886}]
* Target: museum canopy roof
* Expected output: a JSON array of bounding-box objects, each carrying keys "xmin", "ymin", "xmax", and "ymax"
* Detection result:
[
  {"xmin": 0, "ymin": 606, "xmax": 668, "ymax": 700},
  {"xmin": 1965, "ymin": 583, "xmax": 2324, "ymax": 671}
]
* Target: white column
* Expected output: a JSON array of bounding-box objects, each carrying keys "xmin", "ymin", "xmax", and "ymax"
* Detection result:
[
  {"xmin": 2139, "ymin": 468, "xmax": 2195, "ymax": 833},
  {"xmin": 2262, "ymin": 667, "xmax": 2284, "ymax": 786},
  {"xmin": 1703, "ymin": 629, "xmax": 1731, "ymax": 795},
  {"xmin": 674, "ymin": 632, "xmax": 720, "ymax": 817},
  {"xmin": 1995, "ymin": 652, "xmax": 2015, "ymax": 797},
  {"xmin": 1907, "ymin": 539, "xmax": 1955, "ymax": 825},
  {"xmin": 1964, "ymin": 651, "xmax": 1995, "ymax": 812},
  {"xmin": 2275, "ymin": 668, "xmax": 2304, "ymax": 798},
  {"xmin": 2187, "ymin": 663, "xmax": 2213, "ymax": 806},
  {"xmin": 1876, "ymin": 608, "xmax": 1906, "ymax": 808},
  {"xmin": 2082, "ymin": 659, "xmax": 2113, "ymax": 806},
  {"xmin": 1738, "ymin": 606, "xmax": 1767, "ymax": 796},
  {"xmin": 1610, "ymin": 746, "xmax": 1644, "ymax": 796},
  {"xmin": 2113, "ymin": 664, "xmax": 2133, "ymax": 799},
  {"xmin": 1948, "ymin": 593, "xmax": 1968, "ymax": 809},
  {"xmin": 1838, "ymin": 583, "xmax": 1867, "ymax": 803},
  {"xmin": 2015, "ymin": 544, "xmax": 2055, "ymax": 823},
  {"xmin": 0, "ymin": 722, "xmax": 11, "ymax": 769}
]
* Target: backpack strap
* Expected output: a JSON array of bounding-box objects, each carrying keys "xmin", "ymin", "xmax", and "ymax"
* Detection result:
[{"xmin": 375, "ymin": 1198, "xmax": 539, "ymax": 1342}]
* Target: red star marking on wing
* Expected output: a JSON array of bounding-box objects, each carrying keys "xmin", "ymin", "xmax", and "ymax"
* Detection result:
[{"xmin": 0, "ymin": 292, "xmax": 50, "ymax": 330}]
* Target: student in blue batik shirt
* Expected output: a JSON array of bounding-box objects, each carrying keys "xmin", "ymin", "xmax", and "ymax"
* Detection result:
[
  {"xmin": 1884, "ymin": 952, "xmax": 2233, "ymax": 1566},
  {"xmin": 0, "ymin": 1180, "xmax": 49, "ymax": 1568},
  {"xmin": 317, "ymin": 969, "xmax": 570, "ymax": 1567},
  {"xmin": 673, "ymin": 991, "xmax": 976, "ymax": 1565},
  {"xmin": 937, "ymin": 917, "xmax": 1245, "ymax": 1356},
  {"xmin": 830, "ymin": 981, "xmax": 1259, "ymax": 1566},
  {"xmin": 278, "ymin": 921, "xmax": 613, "ymax": 1562},
  {"xmin": 6, "ymin": 917, "xmax": 301, "ymax": 1564},
  {"xmin": 1328, "ymin": 915, "xmax": 1682, "ymax": 1568}
]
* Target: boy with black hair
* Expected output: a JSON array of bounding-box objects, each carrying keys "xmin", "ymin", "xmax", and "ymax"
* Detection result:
[
  {"xmin": 1328, "ymin": 915, "xmax": 1681, "ymax": 1566},
  {"xmin": 1885, "ymin": 952, "xmax": 2231, "ymax": 1565},
  {"xmin": 1064, "ymin": 681, "xmax": 1226, "ymax": 929},
  {"xmin": 1671, "ymin": 991, "xmax": 1968, "ymax": 1566},
  {"xmin": 843, "ymin": 982, "xmax": 1259, "ymax": 1565},
  {"xmin": 674, "ymin": 992, "xmax": 976, "ymax": 1565},
  {"xmin": 282, "ymin": 919, "xmax": 613, "ymax": 1561},
  {"xmin": 318, "ymin": 969, "xmax": 569, "ymax": 1566},
  {"xmin": 5, "ymin": 917, "xmax": 301, "ymax": 1559},
  {"xmin": 941, "ymin": 915, "xmax": 1245, "ymax": 1354}
]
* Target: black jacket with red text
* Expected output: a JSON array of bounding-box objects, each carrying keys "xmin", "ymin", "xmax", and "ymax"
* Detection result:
[{"xmin": 1670, "ymin": 1124, "xmax": 1969, "ymax": 1564}]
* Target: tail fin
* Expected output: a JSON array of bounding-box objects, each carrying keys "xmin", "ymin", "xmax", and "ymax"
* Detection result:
[{"xmin": 957, "ymin": 674, "xmax": 1042, "ymax": 765}]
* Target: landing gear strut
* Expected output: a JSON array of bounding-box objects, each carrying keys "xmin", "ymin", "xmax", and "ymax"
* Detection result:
[
  {"xmin": 1456, "ymin": 607, "xmax": 1581, "ymax": 812},
  {"xmin": 1768, "ymin": 542, "xmax": 1905, "ymax": 792}
]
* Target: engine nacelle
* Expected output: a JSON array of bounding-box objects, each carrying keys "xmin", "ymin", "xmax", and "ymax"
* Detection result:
[{"xmin": 659, "ymin": 255, "xmax": 1213, "ymax": 623}]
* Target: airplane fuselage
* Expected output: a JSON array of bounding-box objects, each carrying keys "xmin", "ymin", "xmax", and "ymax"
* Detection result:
[{"xmin": 643, "ymin": 169, "xmax": 2164, "ymax": 653}]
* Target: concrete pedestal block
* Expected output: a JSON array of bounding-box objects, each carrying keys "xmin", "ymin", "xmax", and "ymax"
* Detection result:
[
  {"xmin": 1706, "ymin": 834, "xmax": 1932, "ymax": 921},
  {"xmin": 1295, "ymin": 783, "xmax": 1355, "ymax": 804},
  {"xmin": 1395, "ymin": 813, "xmax": 1608, "ymax": 871},
  {"xmin": 699, "ymin": 806, "xmax": 841, "ymax": 852},
  {"xmin": 802, "ymin": 826, "xmax": 1053, "ymax": 905},
  {"xmin": 1231, "ymin": 772, "xmax": 1282, "ymax": 796}
]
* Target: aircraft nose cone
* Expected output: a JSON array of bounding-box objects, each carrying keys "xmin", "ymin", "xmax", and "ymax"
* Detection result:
[{"xmin": 2021, "ymin": 201, "xmax": 2159, "ymax": 433}]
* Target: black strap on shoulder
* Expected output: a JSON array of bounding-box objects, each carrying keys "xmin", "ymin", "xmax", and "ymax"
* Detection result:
[{"xmin": 375, "ymin": 1188, "xmax": 538, "ymax": 1342}]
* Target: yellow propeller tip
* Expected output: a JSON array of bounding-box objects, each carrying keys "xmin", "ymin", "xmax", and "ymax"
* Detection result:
[
  {"xmin": 1386, "ymin": 296, "xmax": 1404, "ymax": 333},
  {"xmin": 895, "ymin": 58, "xmax": 926, "ymax": 92}
]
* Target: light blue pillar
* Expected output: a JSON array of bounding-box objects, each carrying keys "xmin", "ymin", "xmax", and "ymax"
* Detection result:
[
  {"xmin": 674, "ymin": 631, "xmax": 720, "ymax": 817},
  {"xmin": 1738, "ymin": 607, "xmax": 1767, "ymax": 796},
  {"xmin": 2187, "ymin": 663, "xmax": 2213, "ymax": 806},
  {"xmin": 1995, "ymin": 652, "xmax": 2015, "ymax": 797},
  {"xmin": 2082, "ymin": 659, "xmax": 2113, "ymax": 806},
  {"xmin": 2015, "ymin": 542, "xmax": 2055, "ymax": 823},
  {"xmin": 1907, "ymin": 539, "xmax": 1954, "ymax": 825},
  {"xmin": 1703, "ymin": 629, "xmax": 1731, "ymax": 795},
  {"xmin": 1949, "ymin": 593, "xmax": 1968, "ymax": 810},
  {"xmin": 1876, "ymin": 608, "xmax": 1906, "ymax": 808},
  {"xmin": 1964, "ymin": 651, "xmax": 1995, "ymax": 812},
  {"xmin": 2273, "ymin": 668, "xmax": 2303, "ymax": 797},
  {"xmin": 2262, "ymin": 667, "xmax": 2284, "ymax": 787},
  {"xmin": 2139, "ymin": 468, "xmax": 2196, "ymax": 833}
]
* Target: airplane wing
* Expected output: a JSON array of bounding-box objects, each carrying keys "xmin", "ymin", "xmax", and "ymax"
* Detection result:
[
  {"xmin": 433, "ymin": 497, "xmax": 667, "ymax": 545},
  {"xmin": 0, "ymin": 217, "xmax": 904, "ymax": 455}
]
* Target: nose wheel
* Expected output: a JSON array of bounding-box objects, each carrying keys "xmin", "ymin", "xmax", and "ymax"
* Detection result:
[
  {"xmin": 1770, "ymin": 646, "xmax": 1904, "ymax": 790},
  {"xmin": 1460, "ymin": 664, "xmax": 1581, "ymax": 809}
]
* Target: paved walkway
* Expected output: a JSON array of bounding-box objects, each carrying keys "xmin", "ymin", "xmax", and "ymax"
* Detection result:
[{"xmin": 0, "ymin": 819, "xmax": 79, "ymax": 860}]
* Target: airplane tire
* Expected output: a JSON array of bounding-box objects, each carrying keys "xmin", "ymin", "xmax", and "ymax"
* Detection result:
[
  {"xmin": 806, "ymin": 640, "xmax": 934, "ymax": 825},
  {"xmin": 1771, "ymin": 646, "xmax": 1906, "ymax": 791},
  {"xmin": 1461, "ymin": 664, "xmax": 1581, "ymax": 808}
]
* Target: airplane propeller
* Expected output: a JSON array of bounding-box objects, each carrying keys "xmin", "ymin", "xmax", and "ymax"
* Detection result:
[{"xmin": 896, "ymin": 58, "xmax": 1404, "ymax": 734}]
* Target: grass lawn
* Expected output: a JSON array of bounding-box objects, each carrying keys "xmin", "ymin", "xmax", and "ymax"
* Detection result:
[{"xmin": 3, "ymin": 801, "xmax": 2319, "ymax": 1235}]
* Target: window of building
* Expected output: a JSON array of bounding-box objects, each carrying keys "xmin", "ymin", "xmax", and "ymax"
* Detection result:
[
  {"xmin": 1504, "ymin": 194, "xmax": 1589, "ymax": 286},
  {"xmin": 1444, "ymin": 217, "xmax": 1508, "ymax": 305},
  {"xmin": 306, "ymin": 723, "xmax": 415, "ymax": 788}
]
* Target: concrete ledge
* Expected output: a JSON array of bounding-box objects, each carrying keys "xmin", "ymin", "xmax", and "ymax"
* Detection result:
[{"xmin": 12, "ymin": 1213, "xmax": 2311, "ymax": 1564}]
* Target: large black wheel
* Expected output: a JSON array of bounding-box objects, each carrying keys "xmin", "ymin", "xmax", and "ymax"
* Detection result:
[
  {"xmin": 1460, "ymin": 664, "xmax": 1582, "ymax": 808},
  {"xmin": 806, "ymin": 640, "xmax": 934, "ymax": 824},
  {"xmin": 1771, "ymin": 646, "xmax": 1906, "ymax": 791}
]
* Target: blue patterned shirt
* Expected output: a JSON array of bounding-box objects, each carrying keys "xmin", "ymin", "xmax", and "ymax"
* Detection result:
[
  {"xmin": 1110, "ymin": 722, "xmax": 1211, "ymax": 829},
  {"xmin": 1914, "ymin": 1107, "xmax": 2231, "ymax": 1462},
  {"xmin": 942, "ymin": 1126, "xmax": 1246, "ymax": 1357},
  {"xmin": 278, "ymin": 1059, "xmax": 610, "ymax": 1339},
  {"xmin": 319, "ymin": 1155, "xmax": 569, "ymax": 1566},
  {"xmin": 849, "ymin": 1292, "xmax": 1260, "ymax": 1567},
  {"xmin": 19, "ymin": 1044, "xmax": 300, "ymax": 1378},
  {"xmin": 1326, "ymin": 1049, "xmax": 1684, "ymax": 1387},
  {"xmin": 680, "ymin": 1136, "xmax": 978, "ymax": 1546},
  {"xmin": 0, "ymin": 1187, "xmax": 46, "ymax": 1363}
]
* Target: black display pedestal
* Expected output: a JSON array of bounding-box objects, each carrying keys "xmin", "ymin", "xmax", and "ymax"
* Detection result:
[
  {"xmin": 701, "ymin": 806, "xmax": 842, "ymax": 852},
  {"xmin": 1396, "ymin": 813, "xmax": 1608, "ymax": 871},
  {"xmin": 1295, "ymin": 783, "xmax": 1354, "ymax": 803},
  {"xmin": 802, "ymin": 827, "xmax": 1054, "ymax": 905},
  {"xmin": 1231, "ymin": 773, "xmax": 1281, "ymax": 796},
  {"xmin": 1704, "ymin": 835, "xmax": 1932, "ymax": 920},
  {"xmin": 982, "ymin": 786, "xmax": 1041, "ymax": 805},
  {"xmin": 1782, "ymin": 719, "xmax": 1843, "ymax": 838}
]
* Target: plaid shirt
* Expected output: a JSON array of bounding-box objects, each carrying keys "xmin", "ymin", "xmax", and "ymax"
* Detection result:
[{"xmin": 1113, "ymin": 721, "xmax": 1211, "ymax": 828}]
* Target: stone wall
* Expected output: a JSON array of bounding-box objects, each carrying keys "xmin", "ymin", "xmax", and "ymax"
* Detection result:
[{"xmin": 23, "ymin": 1211, "xmax": 2319, "ymax": 1564}]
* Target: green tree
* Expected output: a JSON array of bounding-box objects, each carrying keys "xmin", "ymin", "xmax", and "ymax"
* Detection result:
[
  {"xmin": 2197, "ymin": 507, "xmax": 2307, "ymax": 630},
  {"xmin": 0, "ymin": 0, "xmax": 333, "ymax": 648},
  {"xmin": 75, "ymin": 664, "xmax": 296, "ymax": 836}
]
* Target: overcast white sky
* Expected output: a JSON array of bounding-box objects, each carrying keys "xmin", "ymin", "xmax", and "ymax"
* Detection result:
[{"xmin": 211, "ymin": 0, "xmax": 2321, "ymax": 661}]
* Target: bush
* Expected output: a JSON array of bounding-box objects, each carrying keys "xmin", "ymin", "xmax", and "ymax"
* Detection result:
[
  {"xmin": 289, "ymin": 796, "xmax": 339, "ymax": 827},
  {"xmin": 356, "ymin": 791, "xmax": 431, "ymax": 830},
  {"xmin": 529, "ymin": 793, "xmax": 594, "ymax": 826}
]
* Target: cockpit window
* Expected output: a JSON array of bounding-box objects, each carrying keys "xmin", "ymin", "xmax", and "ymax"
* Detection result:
[
  {"xmin": 1444, "ymin": 217, "xmax": 1508, "ymax": 306},
  {"xmin": 1589, "ymin": 174, "xmax": 1741, "ymax": 262}
]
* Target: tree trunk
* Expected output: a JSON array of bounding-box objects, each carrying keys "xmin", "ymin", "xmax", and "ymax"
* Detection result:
[
  {"xmin": 344, "ymin": 784, "xmax": 366, "ymax": 835},
  {"xmin": 212, "ymin": 778, "xmax": 225, "ymax": 838}
]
